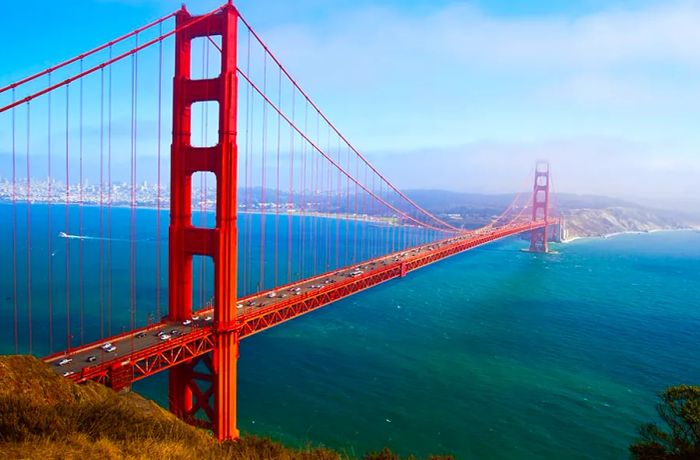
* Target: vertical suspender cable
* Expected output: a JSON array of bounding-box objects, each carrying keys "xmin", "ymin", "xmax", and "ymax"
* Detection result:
[
  {"xmin": 107, "ymin": 46, "xmax": 113, "ymax": 337},
  {"xmin": 324, "ymin": 137, "xmax": 330, "ymax": 269},
  {"xmin": 313, "ymin": 112, "xmax": 319, "ymax": 275},
  {"xmin": 335, "ymin": 137, "xmax": 341, "ymax": 269},
  {"xmin": 371, "ymin": 173, "xmax": 375, "ymax": 259},
  {"xmin": 99, "ymin": 67, "xmax": 105, "ymax": 339},
  {"xmin": 353, "ymin": 151, "xmax": 358, "ymax": 264},
  {"xmin": 382, "ymin": 182, "xmax": 388, "ymax": 256},
  {"xmin": 274, "ymin": 67, "xmax": 281, "ymax": 288},
  {"xmin": 130, "ymin": 34, "xmax": 139, "ymax": 352},
  {"xmin": 11, "ymin": 89, "xmax": 18, "ymax": 353},
  {"xmin": 243, "ymin": 30, "xmax": 251, "ymax": 295},
  {"xmin": 345, "ymin": 144, "xmax": 350, "ymax": 265},
  {"xmin": 299, "ymin": 103, "xmax": 307, "ymax": 278},
  {"xmin": 26, "ymin": 102, "xmax": 33, "ymax": 355},
  {"xmin": 64, "ymin": 84, "xmax": 71, "ymax": 354},
  {"xmin": 47, "ymin": 73, "xmax": 53, "ymax": 352},
  {"xmin": 287, "ymin": 89, "xmax": 294, "ymax": 283},
  {"xmin": 311, "ymin": 115, "xmax": 318, "ymax": 275},
  {"xmin": 79, "ymin": 59, "xmax": 85, "ymax": 345},
  {"xmin": 260, "ymin": 54, "xmax": 267, "ymax": 292},
  {"xmin": 155, "ymin": 22, "xmax": 163, "ymax": 321},
  {"xmin": 325, "ymin": 127, "xmax": 331, "ymax": 269},
  {"xmin": 247, "ymin": 73, "xmax": 255, "ymax": 295},
  {"xmin": 362, "ymin": 166, "xmax": 371, "ymax": 259}
]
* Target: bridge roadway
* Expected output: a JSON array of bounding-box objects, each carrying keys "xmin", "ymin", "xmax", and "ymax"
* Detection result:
[{"xmin": 44, "ymin": 219, "xmax": 551, "ymax": 389}]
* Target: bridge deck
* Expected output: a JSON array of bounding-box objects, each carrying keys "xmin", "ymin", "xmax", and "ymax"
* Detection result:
[{"xmin": 44, "ymin": 220, "xmax": 550, "ymax": 388}]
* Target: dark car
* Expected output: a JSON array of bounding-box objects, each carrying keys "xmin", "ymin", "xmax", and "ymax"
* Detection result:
[{"xmin": 86, "ymin": 355, "xmax": 97, "ymax": 363}]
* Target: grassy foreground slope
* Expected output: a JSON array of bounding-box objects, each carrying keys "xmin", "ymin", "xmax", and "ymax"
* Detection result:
[{"xmin": 0, "ymin": 355, "xmax": 447, "ymax": 459}]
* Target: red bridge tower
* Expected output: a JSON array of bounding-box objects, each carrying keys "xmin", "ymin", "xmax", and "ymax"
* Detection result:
[
  {"xmin": 529, "ymin": 161, "xmax": 550, "ymax": 253},
  {"xmin": 168, "ymin": 3, "xmax": 240, "ymax": 440}
]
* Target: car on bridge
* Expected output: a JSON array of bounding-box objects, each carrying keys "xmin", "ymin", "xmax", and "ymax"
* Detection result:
[{"xmin": 57, "ymin": 358, "xmax": 72, "ymax": 366}]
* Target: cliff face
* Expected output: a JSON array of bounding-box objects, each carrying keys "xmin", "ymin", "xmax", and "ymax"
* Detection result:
[{"xmin": 560, "ymin": 207, "xmax": 699, "ymax": 240}]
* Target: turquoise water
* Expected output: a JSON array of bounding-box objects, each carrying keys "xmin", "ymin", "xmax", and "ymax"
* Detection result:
[
  {"xmin": 1, "ymin": 203, "xmax": 699, "ymax": 458},
  {"xmin": 142, "ymin": 230, "xmax": 698, "ymax": 459}
]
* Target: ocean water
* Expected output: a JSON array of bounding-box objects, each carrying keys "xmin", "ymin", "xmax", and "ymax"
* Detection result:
[
  {"xmin": 0, "ymin": 203, "xmax": 433, "ymax": 354},
  {"xmin": 1, "ymin": 204, "xmax": 699, "ymax": 458}
]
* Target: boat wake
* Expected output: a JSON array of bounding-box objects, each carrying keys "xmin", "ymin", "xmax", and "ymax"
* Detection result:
[
  {"xmin": 58, "ymin": 231, "xmax": 122, "ymax": 241},
  {"xmin": 58, "ymin": 231, "xmax": 96, "ymax": 240}
]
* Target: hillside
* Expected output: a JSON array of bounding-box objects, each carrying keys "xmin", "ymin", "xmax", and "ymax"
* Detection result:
[
  {"xmin": 0, "ymin": 355, "xmax": 449, "ymax": 460},
  {"xmin": 559, "ymin": 206, "xmax": 698, "ymax": 240},
  {"xmin": 402, "ymin": 190, "xmax": 700, "ymax": 239}
]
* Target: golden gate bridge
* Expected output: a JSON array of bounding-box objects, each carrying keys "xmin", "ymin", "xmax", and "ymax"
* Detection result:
[{"xmin": 0, "ymin": 2, "xmax": 557, "ymax": 441}]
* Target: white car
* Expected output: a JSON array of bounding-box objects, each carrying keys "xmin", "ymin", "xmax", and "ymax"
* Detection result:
[
  {"xmin": 205, "ymin": 316, "xmax": 213, "ymax": 321},
  {"xmin": 57, "ymin": 358, "xmax": 72, "ymax": 366},
  {"xmin": 182, "ymin": 320, "xmax": 192, "ymax": 326},
  {"xmin": 191, "ymin": 315, "xmax": 200, "ymax": 321},
  {"xmin": 159, "ymin": 334, "xmax": 172, "ymax": 341},
  {"xmin": 100, "ymin": 342, "xmax": 113, "ymax": 351},
  {"xmin": 236, "ymin": 304, "xmax": 243, "ymax": 309},
  {"xmin": 105, "ymin": 345, "xmax": 117, "ymax": 353},
  {"xmin": 63, "ymin": 371, "xmax": 76, "ymax": 377},
  {"xmin": 267, "ymin": 292, "xmax": 277, "ymax": 298}
]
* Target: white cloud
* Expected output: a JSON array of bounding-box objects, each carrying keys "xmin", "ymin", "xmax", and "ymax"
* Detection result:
[
  {"xmin": 248, "ymin": 1, "xmax": 700, "ymax": 207},
  {"xmin": 261, "ymin": 0, "xmax": 700, "ymax": 85}
]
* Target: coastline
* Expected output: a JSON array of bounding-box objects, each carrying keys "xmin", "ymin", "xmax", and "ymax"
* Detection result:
[
  {"xmin": 0, "ymin": 200, "xmax": 404, "ymax": 227},
  {"xmin": 560, "ymin": 227, "xmax": 700, "ymax": 244}
]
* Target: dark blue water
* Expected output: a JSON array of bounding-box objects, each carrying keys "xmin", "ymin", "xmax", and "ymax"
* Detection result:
[{"xmin": 1, "ymin": 203, "xmax": 699, "ymax": 458}]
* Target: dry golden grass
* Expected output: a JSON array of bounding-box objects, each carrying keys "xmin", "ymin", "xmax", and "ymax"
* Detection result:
[{"xmin": 0, "ymin": 355, "xmax": 452, "ymax": 460}]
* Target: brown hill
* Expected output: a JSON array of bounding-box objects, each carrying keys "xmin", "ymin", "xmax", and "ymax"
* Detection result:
[
  {"xmin": 0, "ymin": 355, "xmax": 451, "ymax": 460},
  {"xmin": 0, "ymin": 354, "xmax": 340, "ymax": 459}
]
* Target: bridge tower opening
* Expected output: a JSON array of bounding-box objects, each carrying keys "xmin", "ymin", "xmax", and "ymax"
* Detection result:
[
  {"xmin": 529, "ymin": 161, "xmax": 550, "ymax": 253},
  {"xmin": 168, "ymin": 3, "xmax": 240, "ymax": 440}
]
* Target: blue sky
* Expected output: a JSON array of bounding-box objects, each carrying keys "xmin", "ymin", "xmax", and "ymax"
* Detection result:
[{"xmin": 1, "ymin": 0, "xmax": 699, "ymax": 211}]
